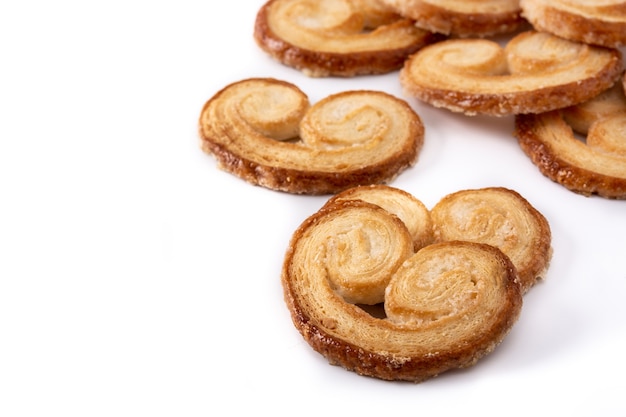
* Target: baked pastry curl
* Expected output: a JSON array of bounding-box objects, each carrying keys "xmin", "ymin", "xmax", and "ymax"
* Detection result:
[
  {"xmin": 400, "ymin": 30, "xmax": 623, "ymax": 116},
  {"xmin": 306, "ymin": 200, "xmax": 414, "ymax": 306},
  {"xmin": 380, "ymin": 0, "xmax": 524, "ymax": 37},
  {"xmin": 521, "ymin": 0, "xmax": 626, "ymax": 48},
  {"xmin": 199, "ymin": 78, "xmax": 424, "ymax": 194},
  {"xmin": 561, "ymin": 81, "xmax": 626, "ymax": 134},
  {"xmin": 324, "ymin": 184, "xmax": 433, "ymax": 251},
  {"xmin": 282, "ymin": 198, "xmax": 522, "ymax": 382},
  {"xmin": 253, "ymin": 0, "xmax": 440, "ymax": 77},
  {"xmin": 430, "ymin": 187, "xmax": 552, "ymax": 294},
  {"xmin": 384, "ymin": 241, "xmax": 521, "ymax": 331},
  {"xmin": 514, "ymin": 81, "xmax": 626, "ymax": 198}
]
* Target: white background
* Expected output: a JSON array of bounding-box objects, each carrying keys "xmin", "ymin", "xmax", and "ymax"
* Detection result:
[{"xmin": 1, "ymin": 1, "xmax": 625, "ymax": 416}]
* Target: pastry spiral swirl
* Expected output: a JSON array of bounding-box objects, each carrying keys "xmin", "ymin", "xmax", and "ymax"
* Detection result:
[
  {"xmin": 199, "ymin": 78, "xmax": 424, "ymax": 194},
  {"xmin": 324, "ymin": 184, "xmax": 434, "ymax": 251},
  {"xmin": 521, "ymin": 0, "xmax": 626, "ymax": 48},
  {"xmin": 561, "ymin": 81, "xmax": 626, "ymax": 134},
  {"xmin": 400, "ymin": 30, "xmax": 623, "ymax": 116},
  {"xmin": 514, "ymin": 81, "xmax": 626, "ymax": 199},
  {"xmin": 282, "ymin": 197, "xmax": 523, "ymax": 382},
  {"xmin": 430, "ymin": 187, "xmax": 552, "ymax": 293},
  {"xmin": 380, "ymin": 0, "xmax": 524, "ymax": 37},
  {"xmin": 253, "ymin": 0, "xmax": 440, "ymax": 77}
]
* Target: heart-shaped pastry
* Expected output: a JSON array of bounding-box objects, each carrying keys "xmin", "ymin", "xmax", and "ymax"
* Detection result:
[{"xmin": 199, "ymin": 78, "xmax": 424, "ymax": 194}]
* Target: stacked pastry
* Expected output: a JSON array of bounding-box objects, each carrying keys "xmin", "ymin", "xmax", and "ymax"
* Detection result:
[
  {"xmin": 200, "ymin": 0, "xmax": 626, "ymax": 198},
  {"xmin": 514, "ymin": 75, "xmax": 626, "ymax": 198},
  {"xmin": 386, "ymin": 0, "xmax": 626, "ymax": 198}
]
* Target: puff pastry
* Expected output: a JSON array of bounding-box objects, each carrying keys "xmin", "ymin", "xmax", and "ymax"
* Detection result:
[
  {"xmin": 400, "ymin": 30, "xmax": 623, "ymax": 116},
  {"xmin": 520, "ymin": 0, "xmax": 626, "ymax": 48},
  {"xmin": 380, "ymin": 0, "xmax": 524, "ymax": 37},
  {"xmin": 561, "ymin": 80, "xmax": 626, "ymax": 134},
  {"xmin": 282, "ymin": 198, "xmax": 523, "ymax": 382},
  {"xmin": 514, "ymin": 83, "xmax": 626, "ymax": 199},
  {"xmin": 430, "ymin": 187, "xmax": 552, "ymax": 293},
  {"xmin": 199, "ymin": 78, "xmax": 424, "ymax": 194},
  {"xmin": 324, "ymin": 184, "xmax": 433, "ymax": 251},
  {"xmin": 253, "ymin": 0, "xmax": 440, "ymax": 77}
]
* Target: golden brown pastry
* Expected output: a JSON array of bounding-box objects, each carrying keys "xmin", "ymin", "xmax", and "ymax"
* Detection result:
[
  {"xmin": 300, "ymin": 200, "xmax": 415, "ymax": 306},
  {"xmin": 253, "ymin": 0, "xmax": 440, "ymax": 77},
  {"xmin": 380, "ymin": 0, "xmax": 524, "ymax": 37},
  {"xmin": 520, "ymin": 0, "xmax": 626, "ymax": 48},
  {"xmin": 430, "ymin": 187, "xmax": 552, "ymax": 293},
  {"xmin": 561, "ymin": 79, "xmax": 626, "ymax": 134},
  {"xmin": 199, "ymin": 78, "xmax": 424, "ymax": 194},
  {"xmin": 400, "ymin": 30, "xmax": 623, "ymax": 116},
  {"xmin": 514, "ymin": 85, "xmax": 626, "ymax": 198},
  {"xmin": 324, "ymin": 184, "xmax": 433, "ymax": 251},
  {"xmin": 282, "ymin": 198, "xmax": 523, "ymax": 382},
  {"xmin": 349, "ymin": 0, "xmax": 406, "ymax": 26}
]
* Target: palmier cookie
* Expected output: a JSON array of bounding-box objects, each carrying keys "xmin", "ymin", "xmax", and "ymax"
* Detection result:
[
  {"xmin": 521, "ymin": 0, "xmax": 626, "ymax": 48},
  {"xmin": 400, "ymin": 30, "xmax": 623, "ymax": 116},
  {"xmin": 380, "ymin": 0, "xmax": 524, "ymax": 37},
  {"xmin": 282, "ymin": 198, "xmax": 522, "ymax": 382},
  {"xmin": 324, "ymin": 184, "xmax": 434, "ymax": 251},
  {"xmin": 253, "ymin": 0, "xmax": 440, "ymax": 77},
  {"xmin": 514, "ymin": 81, "xmax": 626, "ymax": 199},
  {"xmin": 430, "ymin": 187, "xmax": 552, "ymax": 293},
  {"xmin": 199, "ymin": 78, "xmax": 424, "ymax": 195}
]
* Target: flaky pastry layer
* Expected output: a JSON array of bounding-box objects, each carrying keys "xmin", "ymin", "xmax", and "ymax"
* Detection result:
[
  {"xmin": 254, "ymin": 0, "xmax": 440, "ymax": 77},
  {"xmin": 199, "ymin": 78, "xmax": 424, "ymax": 194},
  {"xmin": 324, "ymin": 184, "xmax": 434, "ymax": 251},
  {"xmin": 514, "ymin": 87, "xmax": 626, "ymax": 199},
  {"xmin": 521, "ymin": 0, "xmax": 626, "ymax": 47},
  {"xmin": 561, "ymin": 81, "xmax": 626, "ymax": 134},
  {"xmin": 380, "ymin": 0, "xmax": 524, "ymax": 37},
  {"xmin": 431, "ymin": 187, "xmax": 552, "ymax": 293},
  {"xmin": 400, "ymin": 30, "xmax": 623, "ymax": 116}
]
